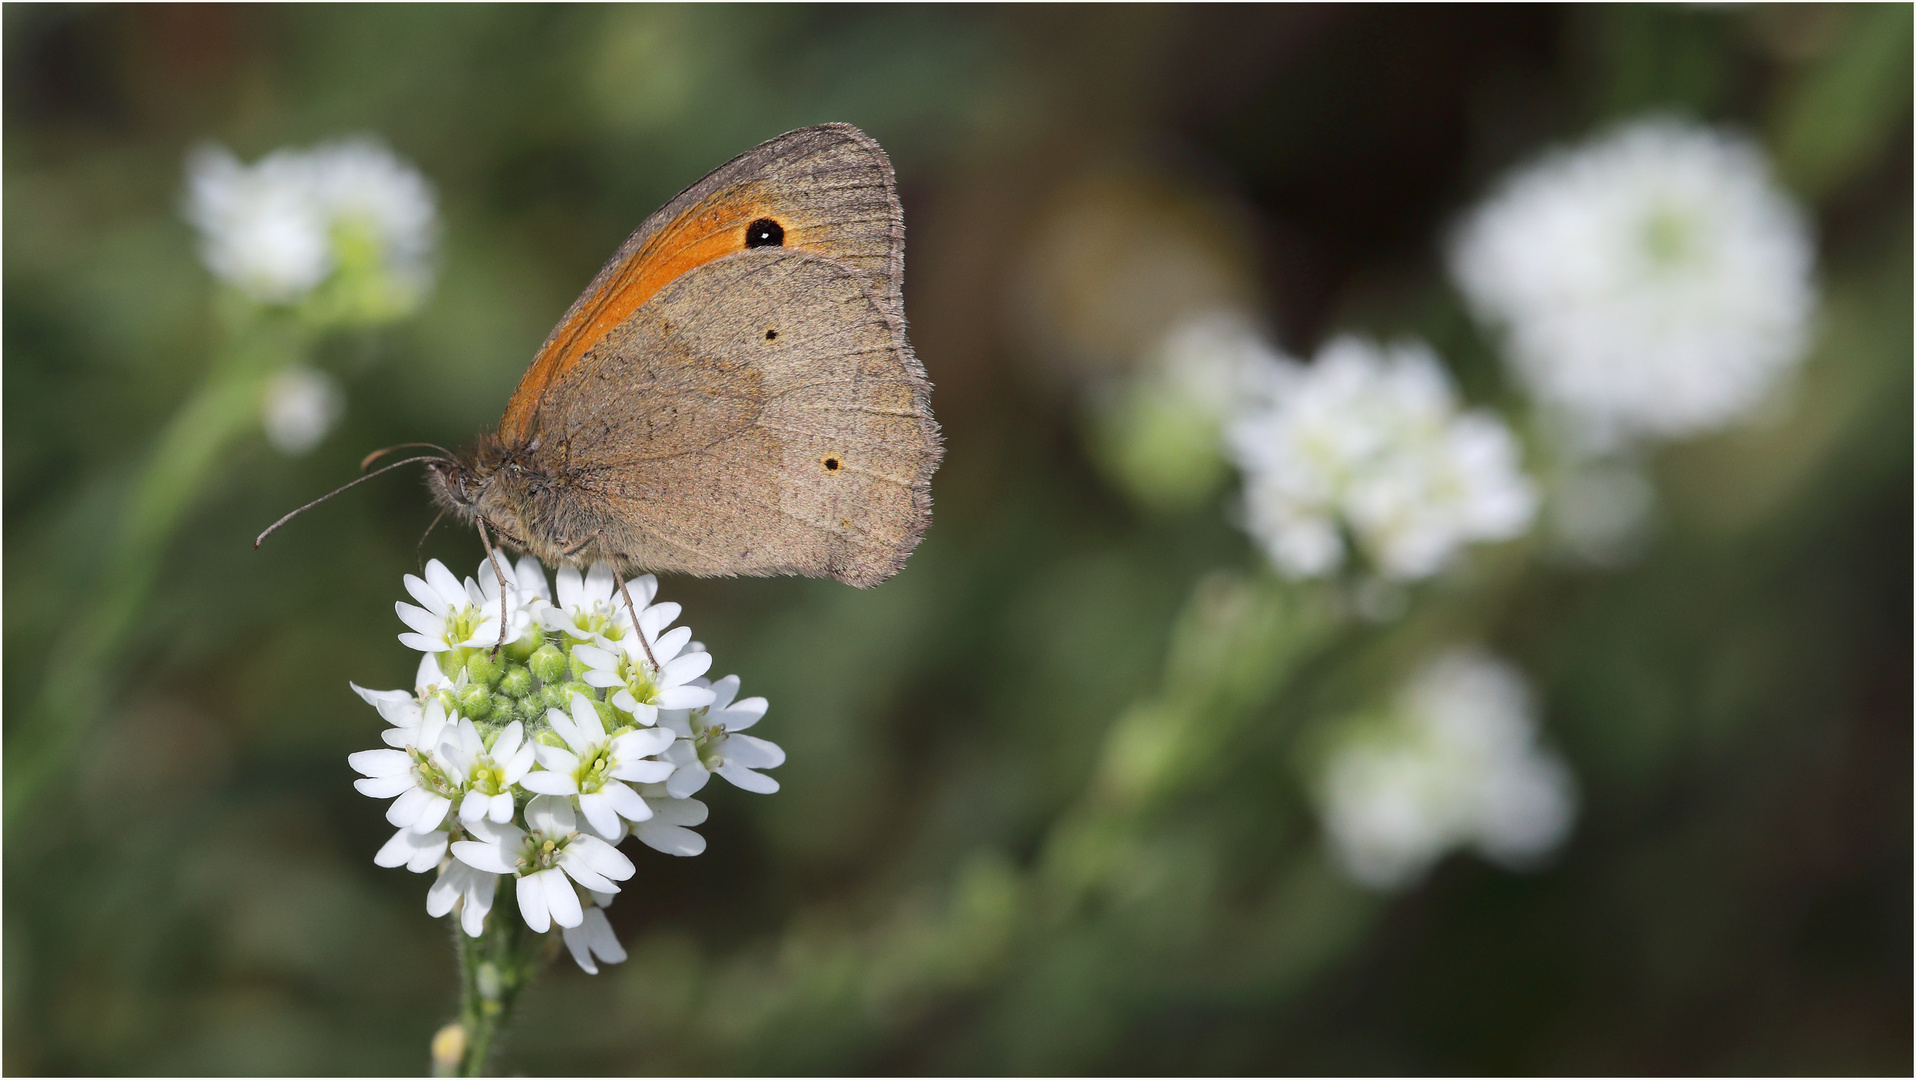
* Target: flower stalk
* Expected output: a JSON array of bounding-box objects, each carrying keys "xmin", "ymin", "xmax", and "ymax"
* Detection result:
[{"xmin": 449, "ymin": 877, "xmax": 554, "ymax": 1077}]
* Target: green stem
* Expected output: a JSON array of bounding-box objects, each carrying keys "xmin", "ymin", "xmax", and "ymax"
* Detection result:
[
  {"xmin": 6, "ymin": 309, "xmax": 311, "ymax": 827},
  {"xmin": 448, "ymin": 880, "xmax": 554, "ymax": 1077}
]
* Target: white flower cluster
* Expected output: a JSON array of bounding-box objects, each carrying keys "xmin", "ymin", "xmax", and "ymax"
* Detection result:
[
  {"xmin": 350, "ymin": 557, "xmax": 782, "ymax": 974},
  {"xmin": 261, "ymin": 365, "xmax": 345, "ymax": 456},
  {"xmin": 184, "ymin": 137, "xmax": 437, "ymax": 318},
  {"xmin": 1450, "ymin": 117, "xmax": 1816, "ymax": 450},
  {"xmin": 1226, "ymin": 336, "xmax": 1537, "ymax": 581},
  {"xmin": 1317, "ymin": 648, "xmax": 1576, "ymax": 890}
]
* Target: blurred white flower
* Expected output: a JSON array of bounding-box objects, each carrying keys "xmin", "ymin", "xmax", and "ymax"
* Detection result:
[
  {"xmin": 1227, "ymin": 336, "xmax": 1537, "ymax": 581},
  {"xmin": 184, "ymin": 138, "xmax": 436, "ymax": 316},
  {"xmin": 1318, "ymin": 648, "xmax": 1577, "ymax": 890},
  {"xmin": 1549, "ymin": 458, "xmax": 1656, "ymax": 566},
  {"xmin": 1086, "ymin": 310, "xmax": 1290, "ymax": 513},
  {"xmin": 1450, "ymin": 117, "xmax": 1815, "ymax": 450},
  {"xmin": 1154, "ymin": 310, "xmax": 1289, "ymax": 421},
  {"xmin": 660, "ymin": 674, "xmax": 783, "ymax": 797},
  {"xmin": 261, "ymin": 364, "xmax": 344, "ymax": 455}
]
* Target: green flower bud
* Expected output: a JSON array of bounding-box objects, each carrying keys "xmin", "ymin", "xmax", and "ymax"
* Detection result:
[
  {"xmin": 456, "ymin": 684, "xmax": 493, "ymax": 720},
  {"xmin": 436, "ymin": 649, "xmax": 467, "ymax": 680},
  {"xmin": 497, "ymin": 663, "xmax": 533, "ymax": 699},
  {"xmin": 543, "ymin": 681, "xmax": 593, "ymax": 713},
  {"xmin": 568, "ymin": 651, "xmax": 591, "ymax": 682},
  {"xmin": 464, "ymin": 650, "xmax": 503, "ymax": 688},
  {"xmin": 505, "ymin": 626, "xmax": 543, "ymax": 663},
  {"xmin": 489, "ymin": 693, "xmax": 518, "ymax": 722},
  {"xmin": 528, "ymin": 644, "xmax": 567, "ymax": 684}
]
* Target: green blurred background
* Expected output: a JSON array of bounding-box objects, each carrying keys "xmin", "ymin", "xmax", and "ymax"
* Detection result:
[{"xmin": 5, "ymin": 4, "xmax": 1909, "ymax": 1074}]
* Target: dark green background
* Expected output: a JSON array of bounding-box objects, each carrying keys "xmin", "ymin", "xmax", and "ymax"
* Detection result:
[{"xmin": 5, "ymin": 5, "xmax": 1909, "ymax": 1074}]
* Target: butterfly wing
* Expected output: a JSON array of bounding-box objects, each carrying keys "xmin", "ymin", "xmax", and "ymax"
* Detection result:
[
  {"xmin": 525, "ymin": 248, "xmax": 940, "ymax": 587},
  {"xmin": 499, "ymin": 123, "xmax": 904, "ymax": 446}
]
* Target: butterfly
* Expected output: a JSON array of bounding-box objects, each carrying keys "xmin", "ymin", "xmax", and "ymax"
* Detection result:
[{"xmin": 263, "ymin": 124, "xmax": 941, "ymax": 637}]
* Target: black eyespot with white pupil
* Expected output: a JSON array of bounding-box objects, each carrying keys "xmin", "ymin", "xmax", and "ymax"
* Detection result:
[{"xmin": 745, "ymin": 218, "xmax": 784, "ymax": 248}]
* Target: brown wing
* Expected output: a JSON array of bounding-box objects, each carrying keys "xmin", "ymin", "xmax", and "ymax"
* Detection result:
[
  {"xmin": 499, "ymin": 123, "xmax": 904, "ymax": 446},
  {"xmin": 530, "ymin": 248, "xmax": 940, "ymax": 587}
]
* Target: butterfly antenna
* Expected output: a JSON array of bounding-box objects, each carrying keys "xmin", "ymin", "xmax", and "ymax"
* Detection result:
[
  {"xmin": 254, "ymin": 454, "xmax": 446, "ymax": 549},
  {"xmin": 362, "ymin": 443, "xmax": 453, "ymax": 472},
  {"xmin": 415, "ymin": 508, "xmax": 447, "ymax": 571}
]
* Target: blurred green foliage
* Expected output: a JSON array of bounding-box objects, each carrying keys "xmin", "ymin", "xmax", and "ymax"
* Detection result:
[{"xmin": 5, "ymin": 5, "xmax": 1908, "ymax": 1075}]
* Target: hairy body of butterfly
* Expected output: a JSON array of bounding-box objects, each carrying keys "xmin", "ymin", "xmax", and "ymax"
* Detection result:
[{"xmin": 426, "ymin": 124, "xmax": 941, "ymax": 589}]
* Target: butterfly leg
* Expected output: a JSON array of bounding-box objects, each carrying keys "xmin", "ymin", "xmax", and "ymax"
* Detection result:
[
  {"xmin": 612, "ymin": 570, "xmax": 663, "ymax": 674},
  {"xmin": 474, "ymin": 518, "xmax": 513, "ymax": 654}
]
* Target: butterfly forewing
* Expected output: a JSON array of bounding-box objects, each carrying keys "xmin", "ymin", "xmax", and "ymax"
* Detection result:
[
  {"xmin": 526, "ymin": 248, "xmax": 938, "ymax": 587},
  {"xmin": 500, "ymin": 124, "xmax": 904, "ymax": 445}
]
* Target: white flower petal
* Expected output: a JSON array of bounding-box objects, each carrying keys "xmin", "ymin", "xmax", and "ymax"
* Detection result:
[
  {"xmin": 387, "ymin": 785, "xmax": 433, "ymax": 827},
  {"xmin": 355, "ymin": 774, "xmax": 414, "ymax": 799},
  {"xmin": 558, "ymin": 852, "xmax": 618, "ymax": 895},
  {"xmin": 526, "ymin": 793, "xmax": 576, "ymax": 835},
  {"xmin": 516, "ymin": 872, "xmax": 551, "ymax": 933},
  {"xmin": 426, "ymin": 876, "xmax": 458, "ymax": 919},
  {"xmin": 492, "ymin": 722, "xmax": 524, "ymax": 761},
  {"xmin": 395, "ymin": 602, "xmax": 442, "ymax": 637},
  {"xmin": 570, "ymin": 692, "xmax": 607, "ymax": 742},
  {"xmin": 460, "ymin": 871, "xmax": 494, "ymax": 937},
  {"xmin": 487, "ymin": 792, "xmax": 514, "ymax": 824},
  {"xmin": 647, "ymin": 795, "xmax": 709, "ymax": 827},
  {"xmin": 725, "ymin": 733, "xmax": 785, "ymax": 769},
  {"xmin": 601, "ymin": 779, "xmax": 653, "ymax": 822},
  {"xmin": 609, "ymin": 759, "xmax": 674, "ymax": 785},
  {"xmin": 563, "ymin": 922, "xmax": 601, "ymax": 974},
  {"xmin": 665, "ymin": 764, "xmax": 711, "ymax": 800},
  {"xmin": 651, "ymin": 625, "xmax": 693, "ymax": 662},
  {"xmin": 633, "ymin": 821, "xmax": 705, "ymax": 857},
  {"xmin": 721, "ymin": 696, "xmax": 769, "ymax": 731},
  {"xmin": 565, "ymin": 834, "xmax": 636, "ymax": 880},
  {"xmin": 660, "ymin": 650, "xmax": 713, "ymax": 686},
  {"xmin": 542, "ymin": 867, "xmax": 584, "ymax": 929},
  {"xmin": 349, "ymin": 749, "xmax": 413, "ymax": 778},
  {"xmin": 451, "ymin": 839, "xmax": 515, "ymax": 876},
  {"xmin": 424, "ymin": 560, "xmax": 467, "ymax": 610},
  {"xmin": 611, "ymin": 727, "xmax": 673, "ymax": 760},
  {"xmin": 654, "ymin": 684, "xmax": 717, "ymax": 711},
  {"xmin": 717, "ymin": 762, "xmax": 781, "ymax": 794},
  {"xmin": 410, "ymin": 794, "xmax": 452, "ymax": 833},
  {"xmin": 404, "ymin": 572, "xmax": 447, "ymax": 616},
  {"xmin": 459, "ymin": 790, "xmax": 492, "ymax": 824},
  {"xmin": 577, "ymin": 791, "xmax": 621, "ymax": 839}
]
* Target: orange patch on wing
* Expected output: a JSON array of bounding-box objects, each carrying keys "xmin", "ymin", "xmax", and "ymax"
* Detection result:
[{"xmin": 500, "ymin": 193, "xmax": 783, "ymax": 443}]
